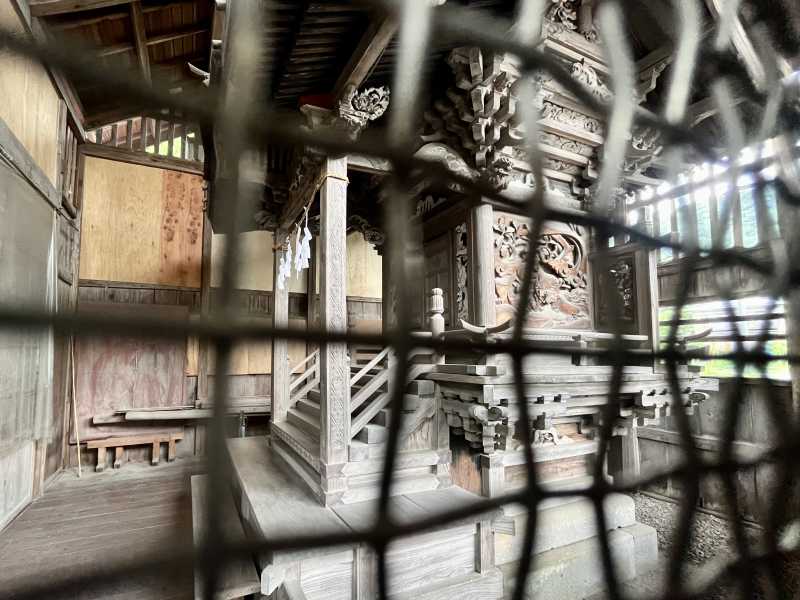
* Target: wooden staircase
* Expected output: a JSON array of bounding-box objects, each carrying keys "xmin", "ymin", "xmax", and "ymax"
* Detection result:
[{"xmin": 271, "ymin": 344, "xmax": 440, "ymax": 504}]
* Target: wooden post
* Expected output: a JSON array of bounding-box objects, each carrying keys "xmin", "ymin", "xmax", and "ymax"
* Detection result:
[
  {"xmin": 306, "ymin": 237, "xmax": 317, "ymax": 329},
  {"xmin": 379, "ymin": 246, "xmax": 395, "ymax": 332},
  {"xmin": 468, "ymin": 203, "xmax": 496, "ymax": 327},
  {"xmin": 319, "ymin": 156, "xmax": 350, "ymax": 489},
  {"xmin": 271, "ymin": 232, "xmax": 291, "ymax": 423}
]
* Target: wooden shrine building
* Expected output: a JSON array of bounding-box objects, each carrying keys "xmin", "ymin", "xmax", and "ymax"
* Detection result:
[{"xmin": 1, "ymin": 0, "xmax": 798, "ymax": 599}]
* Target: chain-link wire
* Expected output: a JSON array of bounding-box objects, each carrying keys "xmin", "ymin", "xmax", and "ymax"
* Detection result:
[{"xmin": 2, "ymin": 0, "xmax": 800, "ymax": 598}]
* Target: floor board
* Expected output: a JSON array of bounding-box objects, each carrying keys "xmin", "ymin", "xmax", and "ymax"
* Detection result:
[{"xmin": 0, "ymin": 459, "xmax": 204, "ymax": 600}]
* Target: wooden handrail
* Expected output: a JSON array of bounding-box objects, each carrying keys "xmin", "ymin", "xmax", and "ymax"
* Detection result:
[
  {"xmin": 350, "ymin": 346, "xmax": 390, "ymax": 387},
  {"xmin": 289, "ymin": 362, "xmax": 318, "ymax": 394},
  {"xmin": 351, "ymin": 367, "xmax": 390, "ymax": 413},
  {"xmin": 290, "ymin": 349, "xmax": 319, "ymax": 375}
]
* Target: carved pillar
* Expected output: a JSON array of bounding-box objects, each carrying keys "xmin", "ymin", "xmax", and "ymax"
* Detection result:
[
  {"xmin": 271, "ymin": 233, "xmax": 291, "ymax": 423},
  {"xmin": 319, "ymin": 155, "xmax": 350, "ymax": 500},
  {"xmin": 468, "ymin": 203, "xmax": 496, "ymax": 327}
]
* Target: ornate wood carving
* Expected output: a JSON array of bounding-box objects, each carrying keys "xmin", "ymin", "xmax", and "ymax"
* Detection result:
[
  {"xmin": 597, "ymin": 255, "xmax": 636, "ymax": 323},
  {"xmin": 421, "ymin": 47, "xmax": 522, "ymax": 189},
  {"xmin": 455, "ymin": 222, "xmax": 469, "ymax": 322},
  {"xmin": 348, "ymin": 214, "xmax": 385, "ymax": 247},
  {"xmin": 493, "ymin": 214, "xmax": 591, "ymax": 328}
]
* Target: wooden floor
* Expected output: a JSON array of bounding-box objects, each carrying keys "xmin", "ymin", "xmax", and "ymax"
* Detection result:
[{"xmin": 0, "ymin": 459, "xmax": 203, "ymax": 600}]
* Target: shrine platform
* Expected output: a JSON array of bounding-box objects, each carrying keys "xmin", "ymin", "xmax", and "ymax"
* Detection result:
[{"xmin": 226, "ymin": 436, "xmax": 503, "ymax": 599}]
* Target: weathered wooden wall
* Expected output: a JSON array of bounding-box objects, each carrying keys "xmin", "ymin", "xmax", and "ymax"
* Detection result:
[
  {"xmin": 79, "ymin": 157, "xmax": 204, "ymax": 287},
  {"xmin": 638, "ymin": 380, "xmax": 787, "ymax": 522},
  {"xmin": 0, "ymin": 0, "xmax": 61, "ymax": 186},
  {"xmin": 0, "ymin": 162, "xmax": 55, "ymax": 529},
  {"xmin": 0, "ymin": 0, "xmax": 67, "ymax": 529}
]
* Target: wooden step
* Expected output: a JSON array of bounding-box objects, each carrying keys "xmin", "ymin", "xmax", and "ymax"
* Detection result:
[
  {"xmin": 270, "ymin": 420, "xmax": 320, "ymax": 472},
  {"xmin": 355, "ymin": 423, "xmax": 388, "ymax": 445},
  {"xmin": 287, "ymin": 408, "xmax": 320, "ymax": 437},
  {"xmin": 308, "ymin": 389, "xmax": 321, "ymax": 403},
  {"xmin": 373, "ymin": 408, "xmax": 391, "ymax": 428},
  {"xmin": 296, "ymin": 398, "xmax": 320, "ymax": 419}
]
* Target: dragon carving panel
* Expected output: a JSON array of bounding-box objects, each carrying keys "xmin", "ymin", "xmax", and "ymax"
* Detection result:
[{"xmin": 494, "ymin": 213, "xmax": 591, "ymax": 329}]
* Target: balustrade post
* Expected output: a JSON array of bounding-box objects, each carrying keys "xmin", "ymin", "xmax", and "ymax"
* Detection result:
[{"xmin": 428, "ymin": 288, "xmax": 445, "ymax": 365}]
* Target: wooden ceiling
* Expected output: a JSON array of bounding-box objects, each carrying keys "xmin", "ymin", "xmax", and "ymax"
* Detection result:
[
  {"xmin": 33, "ymin": 0, "xmax": 527, "ymax": 130},
  {"xmin": 34, "ymin": 0, "xmax": 214, "ymax": 129}
]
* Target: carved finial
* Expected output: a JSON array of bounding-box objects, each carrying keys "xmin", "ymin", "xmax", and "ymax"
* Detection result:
[{"xmin": 429, "ymin": 288, "xmax": 445, "ymax": 317}]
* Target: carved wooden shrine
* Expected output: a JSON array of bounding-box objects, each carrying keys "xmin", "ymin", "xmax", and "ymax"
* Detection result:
[{"xmin": 220, "ymin": 6, "xmax": 717, "ymax": 600}]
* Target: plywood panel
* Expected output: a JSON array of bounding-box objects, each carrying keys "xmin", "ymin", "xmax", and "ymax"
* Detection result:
[
  {"xmin": 346, "ymin": 232, "xmax": 382, "ymax": 298},
  {"xmin": 74, "ymin": 303, "xmax": 186, "ymax": 440},
  {"xmin": 210, "ymin": 230, "xmax": 307, "ymax": 293},
  {"xmin": 79, "ymin": 157, "xmax": 203, "ymax": 287},
  {"xmin": 0, "ymin": 0, "xmax": 61, "ymax": 185},
  {"xmin": 161, "ymin": 170, "xmax": 204, "ymax": 286}
]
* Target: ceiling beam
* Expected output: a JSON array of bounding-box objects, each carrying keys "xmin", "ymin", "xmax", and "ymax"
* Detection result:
[
  {"xmin": 331, "ymin": 14, "xmax": 396, "ymax": 100},
  {"xmin": 277, "ymin": 13, "xmax": 397, "ymax": 230},
  {"xmin": 50, "ymin": 1, "xmax": 197, "ymax": 29},
  {"xmin": 98, "ymin": 26, "xmax": 208, "ymax": 56},
  {"xmin": 129, "ymin": 0, "xmax": 150, "ymax": 83},
  {"xmin": 29, "ymin": 0, "xmax": 132, "ymax": 18},
  {"xmin": 703, "ymin": 0, "xmax": 767, "ymax": 90}
]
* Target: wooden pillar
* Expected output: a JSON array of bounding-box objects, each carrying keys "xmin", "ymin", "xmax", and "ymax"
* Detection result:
[
  {"xmin": 306, "ymin": 237, "xmax": 317, "ymax": 329},
  {"xmin": 271, "ymin": 233, "xmax": 290, "ymax": 423},
  {"xmin": 195, "ymin": 187, "xmax": 213, "ymax": 455},
  {"xmin": 319, "ymin": 156, "xmax": 350, "ymax": 486},
  {"xmin": 380, "ymin": 247, "xmax": 395, "ymax": 332},
  {"xmin": 468, "ymin": 203, "xmax": 496, "ymax": 327}
]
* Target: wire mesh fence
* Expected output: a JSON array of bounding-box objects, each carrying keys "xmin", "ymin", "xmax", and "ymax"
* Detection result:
[{"xmin": 2, "ymin": 0, "xmax": 800, "ymax": 598}]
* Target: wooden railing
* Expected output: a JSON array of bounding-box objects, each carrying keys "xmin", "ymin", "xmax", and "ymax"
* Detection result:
[
  {"xmin": 350, "ymin": 346, "xmax": 391, "ymax": 414},
  {"xmin": 88, "ymin": 114, "xmax": 204, "ymax": 164},
  {"xmin": 289, "ymin": 349, "xmax": 320, "ymax": 406}
]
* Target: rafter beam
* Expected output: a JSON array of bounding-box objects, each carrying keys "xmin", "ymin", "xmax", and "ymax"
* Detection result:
[
  {"xmin": 703, "ymin": 0, "xmax": 767, "ymax": 90},
  {"xmin": 29, "ymin": 0, "xmax": 132, "ymax": 17},
  {"xmin": 129, "ymin": 1, "xmax": 150, "ymax": 83},
  {"xmin": 98, "ymin": 26, "xmax": 208, "ymax": 56},
  {"xmin": 331, "ymin": 14, "xmax": 396, "ymax": 100},
  {"xmin": 277, "ymin": 13, "xmax": 397, "ymax": 231}
]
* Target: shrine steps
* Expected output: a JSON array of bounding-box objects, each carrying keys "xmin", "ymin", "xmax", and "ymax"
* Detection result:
[{"xmin": 275, "ymin": 353, "xmax": 443, "ymax": 506}]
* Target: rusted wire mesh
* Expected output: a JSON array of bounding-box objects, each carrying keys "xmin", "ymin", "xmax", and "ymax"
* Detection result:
[{"xmin": 2, "ymin": 0, "xmax": 800, "ymax": 599}]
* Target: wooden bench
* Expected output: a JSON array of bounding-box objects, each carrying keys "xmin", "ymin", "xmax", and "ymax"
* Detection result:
[
  {"xmin": 191, "ymin": 475, "xmax": 261, "ymax": 600},
  {"xmin": 86, "ymin": 432, "xmax": 184, "ymax": 471}
]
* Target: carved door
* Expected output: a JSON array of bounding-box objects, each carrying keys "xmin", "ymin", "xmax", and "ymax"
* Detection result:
[{"xmin": 422, "ymin": 233, "xmax": 454, "ymax": 328}]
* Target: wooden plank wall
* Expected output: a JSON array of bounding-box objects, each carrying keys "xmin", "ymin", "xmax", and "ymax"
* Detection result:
[
  {"xmin": 639, "ymin": 380, "xmax": 789, "ymax": 522},
  {"xmin": 0, "ymin": 0, "xmax": 61, "ymax": 186},
  {"xmin": 47, "ymin": 215, "xmax": 81, "ymax": 480},
  {"xmin": 656, "ymin": 245, "xmax": 772, "ymax": 305}
]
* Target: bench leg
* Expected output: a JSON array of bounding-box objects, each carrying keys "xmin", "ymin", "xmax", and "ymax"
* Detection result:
[
  {"xmin": 96, "ymin": 447, "xmax": 106, "ymax": 472},
  {"xmin": 151, "ymin": 441, "xmax": 160, "ymax": 465},
  {"xmin": 168, "ymin": 439, "xmax": 176, "ymax": 462},
  {"xmin": 114, "ymin": 446, "xmax": 124, "ymax": 469}
]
